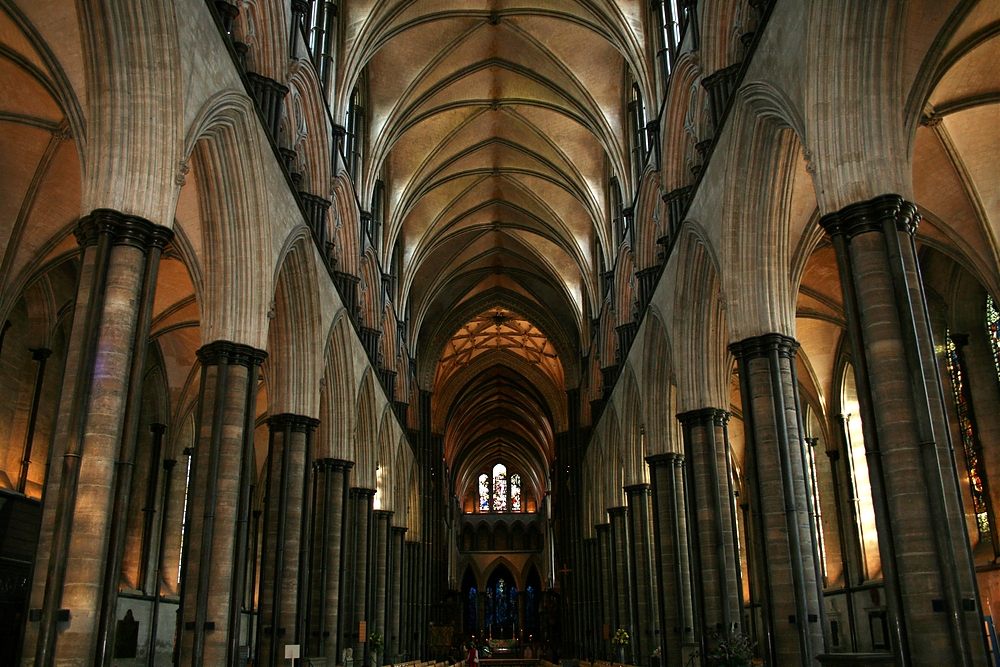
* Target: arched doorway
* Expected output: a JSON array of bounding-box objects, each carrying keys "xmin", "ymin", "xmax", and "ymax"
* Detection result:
[{"xmin": 485, "ymin": 564, "xmax": 518, "ymax": 640}]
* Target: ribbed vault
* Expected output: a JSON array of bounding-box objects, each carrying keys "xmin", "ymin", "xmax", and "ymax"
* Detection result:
[{"xmin": 336, "ymin": 1, "xmax": 647, "ymax": 508}]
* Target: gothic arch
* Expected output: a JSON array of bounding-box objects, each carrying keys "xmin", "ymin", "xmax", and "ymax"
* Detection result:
[
  {"xmin": 78, "ymin": 0, "xmax": 183, "ymax": 223},
  {"xmin": 286, "ymin": 59, "xmax": 333, "ymax": 196},
  {"xmin": 672, "ymin": 221, "xmax": 729, "ymax": 411},
  {"xmin": 330, "ymin": 170, "xmax": 362, "ymax": 277},
  {"xmin": 375, "ymin": 404, "xmax": 396, "ymax": 511},
  {"xmin": 660, "ymin": 52, "xmax": 705, "ymax": 192},
  {"xmin": 267, "ymin": 228, "xmax": 324, "ymax": 416},
  {"xmin": 804, "ymin": 1, "xmax": 912, "ymax": 213},
  {"xmin": 721, "ymin": 82, "xmax": 813, "ymax": 341},
  {"xmin": 633, "ymin": 168, "xmax": 664, "ymax": 271},
  {"xmin": 641, "ymin": 308, "xmax": 680, "ymax": 455},
  {"xmin": 617, "ymin": 365, "xmax": 646, "ymax": 485},
  {"xmin": 353, "ymin": 368, "xmax": 380, "ymax": 488},
  {"xmin": 185, "ymin": 91, "xmax": 274, "ymax": 349},
  {"xmin": 239, "ymin": 0, "xmax": 290, "ymax": 82},
  {"xmin": 319, "ymin": 311, "xmax": 356, "ymax": 460}
]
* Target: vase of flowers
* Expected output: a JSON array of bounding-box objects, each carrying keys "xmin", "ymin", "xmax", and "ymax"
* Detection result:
[
  {"xmin": 611, "ymin": 627, "xmax": 630, "ymax": 665},
  {"xmin": 702, "ymin": 631, "xmax": 755, "ymax": 667},
  {"xmin": 369, "ymin": 631, "xmax": 384, "ymax": 667}
]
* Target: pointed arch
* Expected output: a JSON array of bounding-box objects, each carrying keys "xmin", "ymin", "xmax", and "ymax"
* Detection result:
[
  {"xmin": 721, "ymin": 82, "xmax": 812, "ymax": 340},
  {"xmin": 286, "ymin": 59, "xmax": 333, "ymax": 195},
  {"xmin": 672, "ymin": 222, "xmax": 729, "ymax": 411},
  {"xmin": 642, "ymin": 308, "xmax": 680, "ymax": 455},
  {"xmin": 633, "ymin": 168, "xmax": 665, "ymax": 271},
  {"xmin": 354, "ymin": 368, "xmax": 380, "ymax": 488},
  {"xmin": 78, "ymin": 0, "xmax": 183, "ymax": 223},
  {"xmin": 185, "ymin": 91, "xmax": 274, "ymax": 349},
  {"xmin": 618, "ymin": 364, "xmax": 646, "ymax": 485},
  {"xmin": 267, "ymin": 227, "xmax": 324, "ymax": 416},
  {"xmin": 330, "ymin": 171, "xmax": 362, "ymax": 277},
  {"xmin": 613, "ymin": 245, "xmax": 638, "ymax": 327},
  {"xmin": 240, "ymin": 0, "xmax": 290, "ymax": 82},
  {"xmin": 319, "ymin": 311, "xmax": 356, "ymax": 460}
]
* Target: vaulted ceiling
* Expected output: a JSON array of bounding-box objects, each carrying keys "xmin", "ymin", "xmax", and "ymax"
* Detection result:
[{"xmin": 337, "ymin": 1, "xmax": 651, "ymax": 502}]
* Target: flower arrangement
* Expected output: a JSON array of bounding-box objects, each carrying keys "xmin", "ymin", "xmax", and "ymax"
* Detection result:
[
  {"xmin": 369, "ymin": 631, "xmax": 384, "ymax": 655},
  {"xmin": 651, "ymin": 646, "xmax": 662, "ymax": 658},
  {"xmin": 701, "ymin": 631, "xmax": 755, "ymax": 667},
  {"xmin": 611, "ymin": 628, "xmax": 630, "ymax": 646}
]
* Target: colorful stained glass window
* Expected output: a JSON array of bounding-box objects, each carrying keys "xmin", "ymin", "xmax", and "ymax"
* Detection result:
[
  {"xmin": 478, "ymin": 473, "xmax": 490, "ymax": 512},
  {"xmin": 988, "ymin": 296, "xmax": 1000, "ymax": 383},
  {"xmin": 510, "ymin": 473, "xmax": 522, "ymax": 512},
  {"xmin": 946, "ymin": 331, "xmax": 991, "ymax": 538},
  {"xmin": 493, "ymin": 463, "xmax": 508, "ymax": 512}
]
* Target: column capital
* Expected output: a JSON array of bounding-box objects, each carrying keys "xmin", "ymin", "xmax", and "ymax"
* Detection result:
[
  {"xmin": 645, "ymin": 452, "xmax": 684, "ymax": 467},
  {"xmin": 676, "ymin": 407, "xmax": 729, "ymax": 426},
  {"xmin": 299, "ymin": 191, "xmax": 332, "ymax": 210},
  {"xmin": 149, "ymin": 422, "xmax": 167, "ymax": 435},
  {"xmin": 30, "ymin": 347, "xmax": 52, "ymax": 361},
  {"xmin": 373, "ymin": 509, "xmax": 394, "ymax": 519},
  {"xmin": 196, "ymin": 340, "xmax": 267, "ymax": 367},
  {"xmin": 350, "ymin": 487, "xmax": 377, "ymax": 499},
  {"xmin": 246, "ymin": 71, "xmax": 289, "ymax": 96},
  {"xmin": 623, "ymin": 483, "xmax": 651, "ymax": 496},
  {"xmin": 75, "ymin": 208, "xmax": 173, "ymax": 250},
  {"xmin": 391, "ymin": 526, "xmax": 408, "ymax": 536},
  {"xmin": 595, "ymin": 522, "xmax": 611, "ymax": 534},
  {"xmin": 267, "ymin": 412, "xmax": 320, "ymax": 432},
  {"xmin": 607, "ymin": 506, "xmax": 628, "ymax": 518},
  {"xmin": 729, "ymin": 332, "xmax": 798, "ymax": 360},
  {"xmin": 819, "ymin": 193, "xmax": 919, "ymax": 239},
  {"xmin": 314, "ymin": 457, "xmax": 354, "ymax": 471}
]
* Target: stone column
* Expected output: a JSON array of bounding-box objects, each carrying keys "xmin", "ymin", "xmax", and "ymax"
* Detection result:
[
  {"xmin": 372, "ymin": 510, "xmax": 392, "ymax": 665},
  {"xmin": 137, "ymin": 423, "xmax": 168, "ymax": 593},
  {"xmin": 625, "ymin": 483, "xmax": 658, "ymax": 665},
  {"xmin": 608, "ymin": 506, "xmax": 635, "ymax": 662},
  {"xmin": 348, "ymin": 487, "xmax": 376, "ymax": 661},
  {"xmin": 580, "ymin": 536, "xmax": 598, "ymax": 659},
  {"xmin": 820, "ymin": 194, "xmax": 988, "ymax": 665},
  {"xmin": 15, "ymin": 347, "xmax": 51, "ymax": 493},
  {"xmin": 596, "ymin": 523, "xmax": 613, "ymax": 658},
  {"xmin": 403, "ymin": 540, "xmax": 418, "ymax": 657},
  {"xmin": 676, "ymin": 409, "xmax": 742, "ymax": 652},
  {"xmin": 312, "ymin": 458, "xmax": 353, "ymax": 660},
  {"xmin": 24, "ymin": 210, "xmax": 172, "ymax": 666},
  {"xmin": 388, "ymin": 526, "xmax": 407, "ymax": 661},
  {"xmin": 175, "ymin": 340, "xmax": 266, "ymax": 666},
  {"xmin": 730, "ymin": 334, "xmax": 825, "ymax": 666},
  {"xmin": 257, "ymin": 413, "xmax": 318, "ymax": 666},
  {"xmin": 646, "ymin": 453, "xmax": 694, "ymax": 665}
]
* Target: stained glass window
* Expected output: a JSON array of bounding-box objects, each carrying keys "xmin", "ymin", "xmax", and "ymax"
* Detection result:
[
  {"xmin": 510, "ymin": 473, "xmax": 522, "ymax": 512},
  {"xmin": 466, "ymin": 587, "xmax": 478, "ymax": 634},
  {"xmin": 988, "ymin": 295, "xmax": 1000, "ymax": 382},
  {"xmin": 946, "ymin": 330, "xmax": 991, "ymax": 539},
  {"xmin": 478, "ymin": 473, "xmax": 490, "ymax": 512},
  {"xmin": 493, "ymin": 463, "xmax": 507, "ymax": 512}
]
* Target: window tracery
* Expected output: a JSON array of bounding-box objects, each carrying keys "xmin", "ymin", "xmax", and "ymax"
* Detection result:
[
  {"xmin": 476, "ymin": 463, "xmax": 526, "ymax": 513},
  {"xmin": 946, "ymin": 331, "xmax": 991, "ymax": 539}
]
